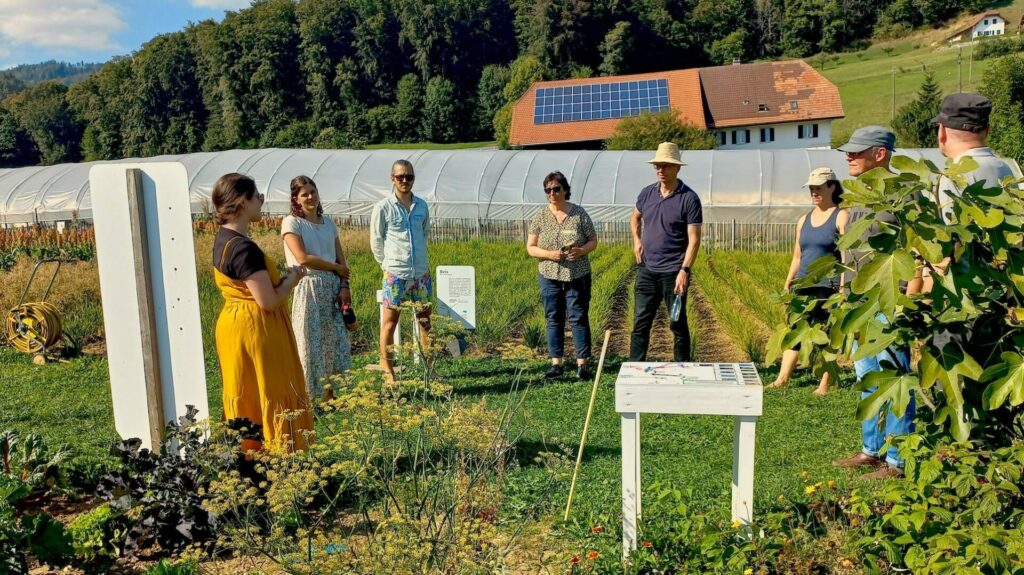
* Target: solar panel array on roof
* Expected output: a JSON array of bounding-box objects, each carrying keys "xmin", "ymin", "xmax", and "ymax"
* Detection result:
[{"xmin": 533, "ymin": 79, "xmax": 669, "ymax": 125}]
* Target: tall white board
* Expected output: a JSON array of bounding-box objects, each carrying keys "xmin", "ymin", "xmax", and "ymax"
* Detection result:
[{"xmin": 90, "ymin": 163, "xmax": 208, "ymax": 448}]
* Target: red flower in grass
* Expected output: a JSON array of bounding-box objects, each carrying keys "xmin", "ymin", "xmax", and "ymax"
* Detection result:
[
  {"xmin": 570, "ymin": 555, "xmax": 581, "ymax": 564},
  {"xmin": 641, "ymin": 541, "xmax": 653, "ymax": 549},
  {"xmin": 591, "ymin": 526, "xmax": 603, "ymax": 533},
  {"xmin": 587, "ymin": 551, "xmax": 601, "ymax": 560}
]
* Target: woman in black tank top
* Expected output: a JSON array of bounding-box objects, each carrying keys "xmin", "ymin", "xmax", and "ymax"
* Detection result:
[{"xmin": 769, "ymin": 167, "xmax": 849, "ymax": 394}]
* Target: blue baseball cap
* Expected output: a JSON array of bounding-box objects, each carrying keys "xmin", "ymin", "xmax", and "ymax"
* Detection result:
[{"xmin": 837, "ymin": 125, "xmax": 896, "ymax": 153}]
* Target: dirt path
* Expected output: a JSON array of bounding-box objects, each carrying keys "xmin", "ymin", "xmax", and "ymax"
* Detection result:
[{"xmin": 689, "ymin": 285, "xmax": 749, "ymax": 363}]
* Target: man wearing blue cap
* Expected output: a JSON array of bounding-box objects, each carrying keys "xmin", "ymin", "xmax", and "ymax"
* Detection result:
[{"xmin": 832, "ymin": 125, "xmax": 915, "ymax": 480}]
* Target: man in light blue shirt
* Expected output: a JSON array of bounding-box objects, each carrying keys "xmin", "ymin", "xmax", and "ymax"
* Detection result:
[
  {"xmin": 933, "ymin": 92, "xmax": 1016, "ymax": 222},
  {"xmin": 370, "ymin": 159, "xmax": 431, "ymax": 381}
]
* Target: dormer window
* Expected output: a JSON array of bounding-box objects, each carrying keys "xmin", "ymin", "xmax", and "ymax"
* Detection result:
[
  {"xmin": 758, "ymin": 103, "xmax": 769, "ymax": 112},
  {"xmin": 789, "ymin": 101, "xmax": 798, "ymax": 110}
]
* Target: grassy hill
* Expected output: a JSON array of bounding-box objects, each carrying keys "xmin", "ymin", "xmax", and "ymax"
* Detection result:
[{"xmin": 822, "ymin": 0, "xmax": 1024, "ymax": 147}]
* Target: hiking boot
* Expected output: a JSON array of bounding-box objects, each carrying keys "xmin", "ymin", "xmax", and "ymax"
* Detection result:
[
  {"xmin": 832, "ymin": 452, "xmax": 885, "ymax": 469},
  {"xmin": 544, "ymin": 364, "xmax": 564, "ymax": 379}
]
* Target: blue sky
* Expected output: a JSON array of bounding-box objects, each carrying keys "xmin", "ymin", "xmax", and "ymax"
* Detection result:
[{"xmin": 0, "ymin": 0, "xmax": 252, "ymax": 69}]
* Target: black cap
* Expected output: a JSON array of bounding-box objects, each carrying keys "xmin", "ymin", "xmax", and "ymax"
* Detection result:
[{"xmin": 931, "ymin": 92, "xmax": 992, "ymax": 132}]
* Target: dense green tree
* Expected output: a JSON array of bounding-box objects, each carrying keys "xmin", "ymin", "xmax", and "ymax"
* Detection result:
[
  {"xmin": 423, "ymin": 76, "xmax": 459, "ymax": 143},
  {"xmin": 394, "ymin": 73, "xmax": 424, "ymax": 142},
  {"xmin": 605, "ymin": 110, "xmax": 716, "ymax": 151},
  {"xmin": 709, "ymin": 29, "xmax": 747, "ymax": 65},
  {"xmin": 475, "ymin": 64, "xmax": 510, "ymax": 138},
  {"xmin": 211, "ymin": 0, "xmax": 306, "ymax": 148},
  {"xmin": 66, "ymin": 57, "xmax": 132, "ymax": 161},
  {"xmin": 514, "ymin": 0, "xmax": 615, "ymax": 77},
  {"xmin": 0, "ymin": 74, "xmax": 25, "ymax": 100},
  {"xmin": 980, "ymin": 55, "xmax": 1024, "ymax": 166},
  {"xmin": 396, "ymin": 0, "xmax": 515, "ymax": 95},
  {"xmin": 5, "ymin": 82, "xmax": 82, "ymax": 165},
  {"xmin": 598, "ymin": 21, "xmax": 634, "ymax": 76},
  {"xmin": 753, "ymin": 0, "xmax": 783, "ymax": 57},
  {"xmin": 780, "ymin": 0, "xmax": 822, "ymax": 57},
  {"xmin": 626, "ymin": 0, "xmax": 701, "ymax": 72},
  {"xmin": 0, "ymin": 107, "xmax": 39, "ymax": 167},
  {"xmin": 891, "ymin": 69, "xmax": 941, "ymax": 147},
  {"xmin": 495, "ymin": 55, "xmax": 544, "ymax": 148},
  {"xmin": 122, "ymin": 32, "xmax": 207, "ymax": 157}
]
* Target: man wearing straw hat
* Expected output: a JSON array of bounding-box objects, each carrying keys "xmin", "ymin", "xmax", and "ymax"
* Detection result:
[{"xmin": 628, "ymin": 142, "xmax": 703, "ymax": 362}]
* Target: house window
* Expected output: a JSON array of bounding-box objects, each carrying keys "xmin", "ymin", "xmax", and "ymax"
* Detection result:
[
  {"xmin": 983, "ymin": 19, "xmax": 988, "ymax": 24},
  {"xmin": 789, "ymin": 101, "xmax": 799, "ymax": 110},
  {"xmin": 760, "ymin": 127, "xmax": 775, "ymax": 142},
  {"xmin": 731, "ymin": 130, "xmax": 751, "ymax": 145},
  {"xmin": 798, "ymin": 124, "xmax": 819, "ymax": 139},
  {"xmin": 717, "ymin": 131, "xmax": 727, "ymax": 146},
  {"xmin": 757, "ymin": 103, "xmax": 769, "ymax": 112}
]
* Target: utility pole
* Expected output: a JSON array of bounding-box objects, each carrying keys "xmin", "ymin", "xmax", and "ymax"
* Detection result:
[
  {"xmin": 891, "ymin": 66, "xmax": 896, "ymax": 121},
  {"xmin": 958, "ymin": 46, "xmax": 962, "ymax": 92},
  {"xmin": 968, "ymin": 41, "xmax": 974, "ymax": 87}
]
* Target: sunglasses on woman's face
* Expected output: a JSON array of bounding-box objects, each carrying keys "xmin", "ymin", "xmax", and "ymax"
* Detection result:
[
  {"xmin": 393, "ymin": 174, "xmax": 415, "ymax": 182},
  {"xmin": 544, "ymin": 185, "xmax": 563, "ymax": 194}
]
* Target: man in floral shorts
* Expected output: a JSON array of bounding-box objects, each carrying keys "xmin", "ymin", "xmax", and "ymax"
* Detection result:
[{"xmin": 370, "ymin": 159, "xmax": 431, "ymax": 381}]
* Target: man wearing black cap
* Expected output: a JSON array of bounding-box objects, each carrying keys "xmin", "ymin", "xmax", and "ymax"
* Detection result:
[
  {"xmin": 831, "ymin": 125, "xmax": 916, "ymax": 480},
  {"xmin": 934, "ymin": 92, "xmax": 1015, "ymax": 220}
]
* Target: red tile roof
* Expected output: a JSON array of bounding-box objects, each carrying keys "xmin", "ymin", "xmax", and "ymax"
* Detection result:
[
  {"xmin": 509, "ymin": 69, "xmax": 704, "ymax": 147},
  {"xmin": 509, "ymin": 60, "xmax": 843, "ymax": 147},
  {"xmin": 698, "ymin": 60, "xmax": 844, "ymax": 128}
]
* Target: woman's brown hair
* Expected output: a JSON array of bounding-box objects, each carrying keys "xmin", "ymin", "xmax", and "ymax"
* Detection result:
[
  {"xmin": 543, "ymin": 171, "xmax": 571, "ymax": 200},
  {"xmin": 212, "ymin": 173, "xmax": 258, "ymax": 225},
  {"xmin": 290, "ymin": 175, "xmax": 323, "ymax": 218}
]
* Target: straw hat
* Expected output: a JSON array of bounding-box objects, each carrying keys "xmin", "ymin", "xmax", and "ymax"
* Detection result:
[{"xmin": 647, "ymin": 142, "xmax": 686, "ymax": 166}]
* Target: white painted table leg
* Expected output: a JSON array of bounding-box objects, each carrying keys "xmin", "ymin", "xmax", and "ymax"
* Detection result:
[
  {"xmin": 621, "ymin": 412, "xmax": 640, "ymax": 556},
  {"xmin": 731, "ymin": 415, "xmax": 757, "ymax": 524}
]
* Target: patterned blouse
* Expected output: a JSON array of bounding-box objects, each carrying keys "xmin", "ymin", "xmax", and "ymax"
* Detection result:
[{"xmin": 528, "ymin": 203, "xmax": 597, "ymax": 281}]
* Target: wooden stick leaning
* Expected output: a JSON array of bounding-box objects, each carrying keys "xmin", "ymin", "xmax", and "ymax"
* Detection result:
[{"xmin": 564, "ymin": 329, "xmax": 612, "ymax": 521}]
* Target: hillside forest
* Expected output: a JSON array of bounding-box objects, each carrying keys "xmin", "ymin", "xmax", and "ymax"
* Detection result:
[{"xmin": 0, "ymin": 0, "xmax": 995, "ymax": 168}]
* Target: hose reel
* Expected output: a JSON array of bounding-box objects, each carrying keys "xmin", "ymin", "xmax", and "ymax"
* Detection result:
[{"xmin": 4, "ymin": 259, "xmax": 77, "ymax": 363}]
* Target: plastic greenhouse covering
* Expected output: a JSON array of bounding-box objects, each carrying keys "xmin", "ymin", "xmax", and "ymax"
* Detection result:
[{"xmin": 1, "ymin": 148, "xmax": 1020, "ymax": 226}]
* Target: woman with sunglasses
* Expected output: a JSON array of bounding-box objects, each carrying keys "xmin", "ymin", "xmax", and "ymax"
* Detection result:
[
  {"xmin": 526, "ymin": 171, "xmax": 598, "ymax": 380},
  {"xmin": 212, "ymin": 173, "xmax": 314, "ymax": 453},
  {"xmin": 769, "ymin": 167, "xmax": 849, "ymax": 394},
  {"xmin": 282, "ymin": 175, "xmax": 352, "ymax": 401}
]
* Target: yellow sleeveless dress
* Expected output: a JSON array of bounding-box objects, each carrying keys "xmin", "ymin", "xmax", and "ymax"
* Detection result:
[{"xmin": 214, "ymin": 236, "xmax": 313, "ymax": 453}]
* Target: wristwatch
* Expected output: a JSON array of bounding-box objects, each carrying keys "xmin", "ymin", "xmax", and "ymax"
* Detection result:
[{"xmin": 681, "ymin": 266, "xmax": 691, "ymax": 275}]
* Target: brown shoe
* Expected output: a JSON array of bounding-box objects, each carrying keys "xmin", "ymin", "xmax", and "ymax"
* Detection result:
[
  {"xmin": 832, "ymin": 452, "xmax": 885, "ymax": 469},
  {"xmin": 860, "ymin": 466, "xmax": 905, "ymax": 480}
]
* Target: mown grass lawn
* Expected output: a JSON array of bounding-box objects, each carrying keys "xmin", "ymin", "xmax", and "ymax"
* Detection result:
[{"xmin": 1, "ymin": 340, "xmax": 866, "ymax": 527}]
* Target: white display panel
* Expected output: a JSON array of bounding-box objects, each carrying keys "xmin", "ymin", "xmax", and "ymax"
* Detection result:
[
  {"xmin": 90, "ymin": 163, "xmax": 208, "ymax": 448},
  {"xmin": 436, "ymin": 265, "xmax": 476, "ymax": 330}
]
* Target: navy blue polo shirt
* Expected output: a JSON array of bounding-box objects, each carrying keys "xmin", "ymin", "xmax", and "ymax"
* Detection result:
[{"xmin": 636, "ymin": 180, "xmax": 703, "ymax": 273}]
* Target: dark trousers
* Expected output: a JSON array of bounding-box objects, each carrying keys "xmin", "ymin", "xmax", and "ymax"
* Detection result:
[
  {"xmin": 629, "ymin": 266, "xmax": 690, "ymax": 362},
  {"xmin": 539, "ymin": 274, "xmax": 592, "ymax": 359}
]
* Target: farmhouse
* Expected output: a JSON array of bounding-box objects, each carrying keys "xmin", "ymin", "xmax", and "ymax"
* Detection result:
[
  {"xmin": 946, "ymin": 11, "xmax": 1008, "ymax": 43},
  {"xmin": 508, "ymin": 60, "xmax": 844, "ymax": 150}
]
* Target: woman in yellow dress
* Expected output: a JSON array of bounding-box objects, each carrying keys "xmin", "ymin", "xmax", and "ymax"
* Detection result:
[{"xmin": 211, "ymin": 173, "xmax": 314, "ymax": 453}]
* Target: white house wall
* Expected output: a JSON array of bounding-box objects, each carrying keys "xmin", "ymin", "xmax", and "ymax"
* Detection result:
[
  {"xmin": 2, "ymin": 147, "xmax": 1020, "ymax": 226},
  {"xmin": 715, "ymin": 121, "xmax": 833, "ymax": 150},
  {"xmin": 974, "ymin": 17, "xmax": 1006, "ymax": 37}
]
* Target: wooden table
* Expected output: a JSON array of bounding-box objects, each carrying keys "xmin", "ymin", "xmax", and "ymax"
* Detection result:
[{"xmin": 615, "ymin": 362, "xmax": 763, "ymax": 555}]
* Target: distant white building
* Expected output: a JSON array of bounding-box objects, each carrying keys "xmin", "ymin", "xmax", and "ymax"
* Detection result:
[{"xmin": 947, "ymin": 11, "xmax": 1007, "ymax": 43}]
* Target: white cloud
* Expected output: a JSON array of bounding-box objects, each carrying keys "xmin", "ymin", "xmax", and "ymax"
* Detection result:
[
  {"xmin": 188, "ymin": 0, "xmax": 250, "ymax": 8},
  {"xmin": 0, "ymin": 0, "xmax": 124, "ymax": 52}
]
